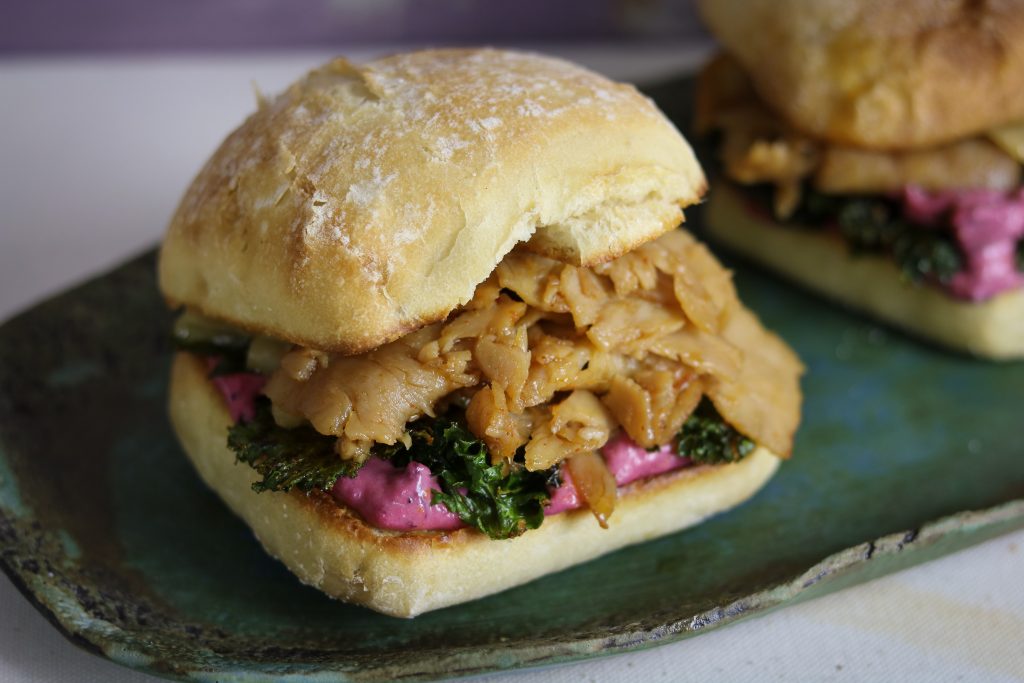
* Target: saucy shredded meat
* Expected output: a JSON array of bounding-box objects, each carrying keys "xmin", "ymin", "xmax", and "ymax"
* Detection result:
[{"xmin": 264, "ymin": 229, "xmax": 803, "ymax": 467}]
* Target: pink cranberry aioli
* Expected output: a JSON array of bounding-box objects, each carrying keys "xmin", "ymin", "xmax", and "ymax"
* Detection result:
[
  {"xmin": 544, "ymin": 467, "xmax": 581, "ymax": 516},
  {"xmin": 544, "ymin": 432, "xmax": 691, "ymax": 516},
  {"xmin": 205, "ymin": 360, "xmax": 265, "ymax": 422},
  {"xmin": 207, "ymin": 371, "xmax": 692, "ymax": 531},
  {"xmin": 331, "ymin": 458, "xmax": 464, "ymax": 531},
  {"xmin": 900, "ymin": 186, "xmax": 1024, "ymax": 301},
  {"xmin": 601, "ymin": 431, "xmax": 691, "ymax": 486}
]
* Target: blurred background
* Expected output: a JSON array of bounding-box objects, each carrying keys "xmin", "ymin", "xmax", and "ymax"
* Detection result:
[{"xmin": 0, "ymin": 0, "xmax": 710, "ymax": 54}]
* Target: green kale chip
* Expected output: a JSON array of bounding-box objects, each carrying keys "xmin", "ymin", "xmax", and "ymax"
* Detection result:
[
  {"xmin": 676, "ymin": 398, "xmax": 755, "ymax": 465},
  {"xmin": 835, "ymin": 198, "xmax": 903, "ymax": 251},
  {"xmin": 763, "ymin": 187, "xmax": 966, "ymax": 285},
  {"xmin": 833, "ymin": 196, "xmax": 963, "ymax": 283},
  {"xmin": 227, "ymin": 399, "xmax": 359, "ymax": 493},
  {"xmin": 171, "ymin": 311, "xmax": 251, "ymax": 375},
  {"xmin": 378, "ymin": 418, "xmax": 551, "ymax": 540},
  {"xmin": 175, "ymin": 339, "xmax": 249, "ymax": 375},
  {"xmin": 890, "ymin": 230, "xmax": 963, "ymax": 284},
  {"xmin": 172, "ymin": 333, "xmax": 251, "ymax": 376}
]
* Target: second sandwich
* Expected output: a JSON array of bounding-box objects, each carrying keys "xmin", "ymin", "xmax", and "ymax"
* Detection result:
[{"xmin": 697, "ymin": 0, "xmax": 1024, "ymax": 358}]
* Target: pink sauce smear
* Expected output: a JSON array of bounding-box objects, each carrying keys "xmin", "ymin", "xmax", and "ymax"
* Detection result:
[
  {"xmin": 545, "ymin": 432, "xmax": 692, "ymax": 516},
  {"xmin": 544, "ymin": 467, "xmax": 581, "ymax": 516},
  {"xmin": 205, "ymin": 359, "xmax": 266, "ymax": 422},
  {"xmin": 211, "ymin": 368, "xmax": 691, "ymax": 532},
  {"xmin": 602, "ymin": 432, "xmax": 692, "ymax": 486},
  {"xmin": 331, "ymin": 458, "xmax": 464, "ymax": 531},
  {"xmin": 901, "ymin": 186, "xmax": 1024, "ymax": 301}
]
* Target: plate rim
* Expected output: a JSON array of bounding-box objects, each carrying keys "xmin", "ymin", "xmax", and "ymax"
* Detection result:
[{"xmin": 2, "ymin": 468, "xmax": 1021, "ymax": 682}]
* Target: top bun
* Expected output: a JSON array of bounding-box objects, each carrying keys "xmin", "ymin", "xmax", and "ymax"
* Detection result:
[
  {"xmin": 698, "ymin": 0, "xmax": 1024, "ymax": 150},
  {"xmin": 159, "ymin": 49, "xmax": 706, "ymax": 354}
]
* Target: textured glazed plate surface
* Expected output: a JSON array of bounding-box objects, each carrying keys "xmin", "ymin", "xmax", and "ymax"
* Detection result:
[{"xmin": 2, "ymin": 77, "xmax": 1024, "ymax": 682}]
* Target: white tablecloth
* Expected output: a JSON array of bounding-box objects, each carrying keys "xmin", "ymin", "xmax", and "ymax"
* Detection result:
[{"xmin": 1, "ymin": 45, "xmax": 1022, "ymax": 683}]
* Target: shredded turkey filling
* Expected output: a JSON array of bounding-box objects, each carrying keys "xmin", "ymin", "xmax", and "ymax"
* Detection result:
[
  {"xmin": 263, "ymin": 229, "xmax": 803, "ymax": 484},
  {"xmin": 696, "ymin": 53, "xmax": 1022, "ymax": 219}
]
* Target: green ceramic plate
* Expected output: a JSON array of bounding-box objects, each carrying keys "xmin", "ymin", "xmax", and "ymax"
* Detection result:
[{"xmin": 1, "ymin": 77, "xmax": 1023, "ymax": 683}]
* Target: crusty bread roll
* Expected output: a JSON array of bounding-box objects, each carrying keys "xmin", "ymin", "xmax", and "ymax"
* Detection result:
[
  {"xmin": 704, "ymin": 182, "xmax": 1024, "ymax": 359},
  {"xmin": 697, "ymin": 0, "xmax": 1024, "ymax": 150},
  {"xmin": 159, "ymin": 49, "xmax": 706, "ymax": 354},
  {"xmin": 170, "ymin": 352, "xmax": 781, "ymax": 618}
]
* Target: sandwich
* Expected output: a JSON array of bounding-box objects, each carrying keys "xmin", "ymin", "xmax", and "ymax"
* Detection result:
[
  {"xmin": 159, "ymin": 48, "xmax": 803, "ymax": 617},
  {"xmin": 695, "ymin": 0, "xmax": 1024, "ymax": 359}
]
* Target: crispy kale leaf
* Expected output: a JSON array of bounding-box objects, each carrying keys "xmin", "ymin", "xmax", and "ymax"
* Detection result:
[
  {"xmin": 378, "ymin": 418, "xmax": 551, "ymax": 540},
  {"xmin": 778, "ymin": 188, "xmax": 966, "ymax": 284},
  {"xmin": 832, "ymin": 197, "xmax": 963, "ymax": 284},
  {"xmin": 171, "ymin": 312, "xmax": 251, "ymax": 375},
  {"xmin": 676, "ymin": 398, "xmax": 755, "ymax": 465},
  {"xmin": 175, "ymin": 338, "xmax": 249, "ymax": 375},
  {"xmin": 172, "ymin": 333, "xmax": 250, "ymax": 376},
  {"xmin": 227, "ymin": 398, "xmax": 359, "ymax": 493}
]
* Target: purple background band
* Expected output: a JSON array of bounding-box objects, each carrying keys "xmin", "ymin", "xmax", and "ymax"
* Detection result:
[{"xmin": 0, "ymin": 0, "xmax": 708, "ymax": 54}]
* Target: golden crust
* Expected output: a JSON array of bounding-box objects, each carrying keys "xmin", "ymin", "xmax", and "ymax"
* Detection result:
[
  {"xmin": 158, "ymin": 49, "xmax": 706, "ymax": 355},
  {"xmin": 697, "ymin": 0, "xmax": 1024, "ymax": 150},
  {"xmin": 705, "ymin": 182, "xmax": 1024, "ymax": 359},
  {"xmin": 169, "ymin": 352, "xmax": 781, "ymax": 617}
]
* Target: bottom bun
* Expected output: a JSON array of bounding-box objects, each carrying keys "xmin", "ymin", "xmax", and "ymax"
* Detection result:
[
  {"xmin": 169, "ymin": 352, "xmax": 781, "ymax": 618},
  {"xmin": 705, "ymin": 182, "xmax": 1024, "ymax": 360}
]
